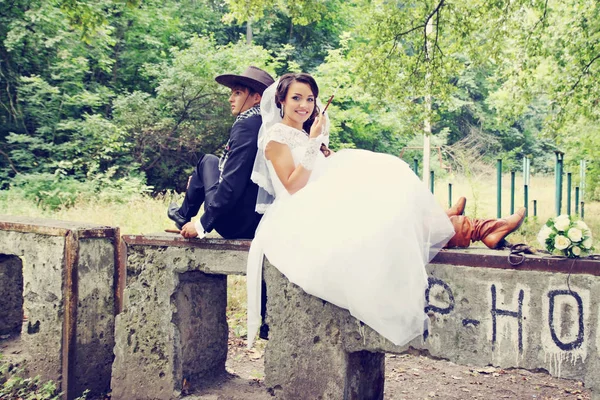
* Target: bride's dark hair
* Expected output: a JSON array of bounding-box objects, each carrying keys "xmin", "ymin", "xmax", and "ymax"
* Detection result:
[{"xmin": 275, "ymin": 73, "xmax": 321, "ymax": 133}]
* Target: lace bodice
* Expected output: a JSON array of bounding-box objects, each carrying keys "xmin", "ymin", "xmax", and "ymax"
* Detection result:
[
  {"xmin": 263, "ymin": 123, "xmax": 327, "ymax": 199},
  {"xmin": 264, "ymin": 123, "xmax": 312, "ymax": 150}
]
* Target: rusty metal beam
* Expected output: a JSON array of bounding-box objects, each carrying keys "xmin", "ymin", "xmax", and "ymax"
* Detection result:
[
  {"xmin": 432, "ymin": 248, "xmax": 600, "ymax": 276},
  {"xmin": 115, "ymin": 231, "xmax": 126, "ymax": 315},
  {"xmin": 121, "ymin": 236, "xmax": 600, "ymax": 277},
  {"xmin": 0, "ymin": 216, "xmax": 116, "ymax": 238},
  {"xmin": 122, "ymin": 235, "xmax": 251, "ymax": 251},
  {"xmin": 62, "ymin": 231, "xmax": 79, "ymax": 400},
  {"xmin": 78, "ymin": 228, "xmax": 118, "ymax": 239},
  {"xmin": 0, "ymin": 220, "xmax": 71, "ymax": 236}
]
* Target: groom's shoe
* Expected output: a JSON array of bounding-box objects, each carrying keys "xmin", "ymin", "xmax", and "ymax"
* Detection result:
[
  {"xmin": 167, "ymin": 203, "xmax": 189, "ymax": 230},
  {"xmin": 259, "ymin": 323, "xmax": 269, "ymax": 341}
]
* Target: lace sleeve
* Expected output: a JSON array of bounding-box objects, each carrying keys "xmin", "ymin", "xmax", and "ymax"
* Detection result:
[{"xmin": 265, "ymin": 124, "xmax": 288, "ymax": 146}]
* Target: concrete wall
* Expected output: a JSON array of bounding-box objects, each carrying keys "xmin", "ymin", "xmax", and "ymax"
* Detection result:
[
  {"xmin": 263, "ymin": 248, "xmax": 600, "ymax": 400},
  {"xmin": 0, "ymin": 215, "xmax": 119, "ymax": 400},
  {"xmin": 421, "ymin": 260, "xmax": 599, "ymax": 397},
  {"xmin": 110, "ymin": 235, "xmax": 249, "ymax": 400},
  {"xmin": 3, "ymin": 224, "xmax": 598, "ymax": 400}
]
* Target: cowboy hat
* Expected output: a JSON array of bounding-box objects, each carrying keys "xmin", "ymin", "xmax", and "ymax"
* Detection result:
[{"xmin": 215, "ymin": 66, "xmax": 275, "ymax": 95}]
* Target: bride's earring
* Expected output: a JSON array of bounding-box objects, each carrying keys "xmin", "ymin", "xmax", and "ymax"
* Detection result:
[{"xmin": 280, "ymin": 107, "xmax": 284, "ymax": 118}]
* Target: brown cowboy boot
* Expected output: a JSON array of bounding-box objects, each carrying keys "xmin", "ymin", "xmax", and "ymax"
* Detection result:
[
  {"xmin": 446, "ymin": 197, "xmax": 466, "ymax": 217},
  {"xmin": 446, "ymin": 207, "xmax": 526, "ymax": 249}
]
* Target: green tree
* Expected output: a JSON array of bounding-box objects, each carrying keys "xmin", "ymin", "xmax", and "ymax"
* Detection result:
[{"xmin": 113, "ymin": 36, "xmax": 276, "ymax": 190}]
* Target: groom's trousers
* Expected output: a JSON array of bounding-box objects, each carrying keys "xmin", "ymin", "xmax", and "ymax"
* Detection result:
[
  {"xmin": 179, "ymin": 154, "xmax": 220, "ymax": 221},
  {"xmin": 177, "ymin": 153, "xmax": 261, "ymax": 239}
]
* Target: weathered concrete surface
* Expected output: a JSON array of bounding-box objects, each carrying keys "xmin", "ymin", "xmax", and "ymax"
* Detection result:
[
  {"xmin": 1, "ymin": 229, "xmax": 69, "ymax": 386},
  {"xmin": 264, "ymin": 262, "xmax": 386, "ymax": 400},
  {"xmin": 0, "ymin": 255, "xmax": 23, "ymax": 334},
  {"xmin": 72, "ymin": 238, "xmax": 118, "ymax": 397},
  {"xmin": 120, "ymin": 234, "xmax": 249, "ymax": 275},
  {"xmin": 421, "ymin": 261, "xmax": 600, "ymax": 400},
  {"xmin": 111, "ymin": 237, "xmax": 248, "ymax": 400},
  {"xmin": 263, "ymin": 248, "xmax": 600, "ymax": 400},
  {"xmin": 0, "ymin": 215, "xmax": 119, "ymax": 400}
]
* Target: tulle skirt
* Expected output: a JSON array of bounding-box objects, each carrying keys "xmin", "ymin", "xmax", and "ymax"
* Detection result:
[{"xmin": 247, "ymin": 149, "xmax": 455, "ymax": 346}]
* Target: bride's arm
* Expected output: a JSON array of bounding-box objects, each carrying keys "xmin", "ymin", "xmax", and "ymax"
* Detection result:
[
  {"xmin": 266, "ymin": 116, "xmax": 326, "ymax": 195},
  {"xmin": 265, "ymin": 141, "xmax": 312, "ymax": 195}
]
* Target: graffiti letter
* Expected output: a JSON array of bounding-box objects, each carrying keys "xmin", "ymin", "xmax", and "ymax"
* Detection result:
[
  {"xmin": 425, "ymin": 277, "xmax": 455, "ymax": 315},
  {"xmin": 547, "ymin": 290, "xmax": 584, "ymax": 351},
  {"xmin": 491, "ymin": 284, "xmax": 524, "ymax": 353},
  {"xmin": 423, "ymin": 277, "xmax": 455, "ymax": 341}
]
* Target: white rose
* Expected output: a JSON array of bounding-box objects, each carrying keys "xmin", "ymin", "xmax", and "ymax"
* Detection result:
[
  {"xmin": 576, "ymin": 220, "xmax": 589, "ymax": 231},
  {"xmin": 583, "ymin": 237, "xmax": 593, "ymax": 249},
  {"xmin": 571, "ymin": 246, "xmax": 581, "ymax": 256},
  {"xmin": 537, "ymin": 225, "xmax": 553, "ymax": 247},
  {"xmin": 567, "ymin": 228, "xmax": 583, "ymax": 242},
  {"xmin": 554, "ymin": 215, "xmax": 571, "ymax": 231},
  {"xmin": 554, "ymin": 235, "xmax": 571, "ymax": 250}
]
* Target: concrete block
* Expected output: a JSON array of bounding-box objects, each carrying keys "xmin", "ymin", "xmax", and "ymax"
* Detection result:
[
  {"xmin": 111, "ymin": 236, "xmax": 249, "ymax": 400},
  {"xmin": 0, "ymin": 215, "xmax": 119, "ymax": 400},
  {"xmin": 264, "ymin": 263, "xmax": 385, "ymax": 400},
  {"xmin": 72, "ymin": 238, "xmax": 119, "ymax": 396}
]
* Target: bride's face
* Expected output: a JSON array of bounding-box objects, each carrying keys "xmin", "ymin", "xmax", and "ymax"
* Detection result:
[{"xmin": 281, "ymin": 81, "xmax": 315, "ymax": 130}]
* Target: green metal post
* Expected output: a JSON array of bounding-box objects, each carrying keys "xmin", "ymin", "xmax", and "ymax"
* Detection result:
[
  {"xmin": 497, "ymin": 159, "xmax": 502, "ymax": 218},
  {"xmin": 567, "ymin": 172, "xmax": 572, "ymax": 215},
  {"xmin": 558, "ymin": 157, "xmax": 563, "ymax": 214},
  {"xmin": 413, "ymin": 158, "xmax": 419, "ymax": 177},
  {"xmin": 510, "ymin": 170, "xmax": 515, "ymax": 214},
  {"xmin": 524, "ymin": 185, "xmax": 529, "ymax": 217},
  {"xmin": 555, "ymin": 151, "xmax": 564, "ymax": 216},
  {"xmin": 448, "ymin": 183, "xmax": 453, "ymax": 209},
  {"xmin": 430, "ymin": 170, "xmax": 435, "ymax": 194},
  {"xmin": 575, "ymin": 187, "xmax": 580, "ymax": 215},
  {"xmin": 581, "ymin": 202, "xmax": 585, "ymax": 219},
  {"xmin": 533, "ymin": 199, "xmax": 537, "ymax": 217}
]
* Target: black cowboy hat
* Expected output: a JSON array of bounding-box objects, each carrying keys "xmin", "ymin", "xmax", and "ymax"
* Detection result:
[{"xmin": 215, "ymin": 66, "xmax": 275, "ymax": 95}]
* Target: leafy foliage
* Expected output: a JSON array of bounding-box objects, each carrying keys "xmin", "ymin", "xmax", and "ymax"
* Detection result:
[
  {"xmin": 1, "ymin": 0, "xmax": 599, "ymax": 199},
  {"xmin": 113, "ymin": 36, "xmax": 276, "ymax": 190},
  {"xmin": 0, "ymin": 356, "xmax": 89, "ymax": 400},
  {"xmin": 314, "ymin": 34, "xmax": 411, "ymax": 154}
]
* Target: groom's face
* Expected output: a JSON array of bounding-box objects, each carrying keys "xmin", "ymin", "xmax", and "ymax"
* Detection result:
[{"xmin": 229, "ymin": 86, "xmax": 261, "ymax": 116}]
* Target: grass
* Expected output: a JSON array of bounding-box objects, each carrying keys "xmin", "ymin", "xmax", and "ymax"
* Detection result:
[{"xmin": 0, "ymin": 189, "xmax": 177, "ymax": 235}]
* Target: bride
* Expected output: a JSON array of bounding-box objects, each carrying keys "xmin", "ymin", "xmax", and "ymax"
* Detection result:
[{"xmin": 246, "ymin": 72, "xmax": 455, "ymax": 347}]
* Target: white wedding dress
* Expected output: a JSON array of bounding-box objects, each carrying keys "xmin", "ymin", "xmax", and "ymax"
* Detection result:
[{"xmin": 247, "ymin": 122, "xmax": 455, "ymax": 347}]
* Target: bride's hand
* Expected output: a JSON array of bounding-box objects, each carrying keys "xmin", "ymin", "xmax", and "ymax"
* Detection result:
[{"xmin": 309, "ymin": 114, "xmax": 326, "ymax": 138}]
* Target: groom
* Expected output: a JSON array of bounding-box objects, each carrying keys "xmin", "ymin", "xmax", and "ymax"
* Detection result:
[{"xmin": 168, "ymin": 66, "xmax": 275, "ymax": 239}]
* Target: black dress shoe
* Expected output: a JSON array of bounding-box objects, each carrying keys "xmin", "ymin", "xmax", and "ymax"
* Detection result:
[
  {"xmin": 259, "ymin": 323, "xmax": 269, "ymax": 340},
  {"xmin": 167, "ymin": 203, "xmax": 189, "ymax": 230}
]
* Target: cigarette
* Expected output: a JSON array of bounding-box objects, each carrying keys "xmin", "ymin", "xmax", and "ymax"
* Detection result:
[{"xmin": 322, "ymin": 95, "xmax": 334, "ymax": 114}]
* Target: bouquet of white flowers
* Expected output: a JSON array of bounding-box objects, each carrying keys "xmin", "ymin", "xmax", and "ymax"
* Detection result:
[{"xmin": 537, "ymin": 215, "xmax": 594, "ymax": 258}]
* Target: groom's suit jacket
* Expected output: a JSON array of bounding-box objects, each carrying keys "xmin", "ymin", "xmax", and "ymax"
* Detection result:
[{"xmin": 200, "ymin": 114, "xmax": 262, "ymax": 239}]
